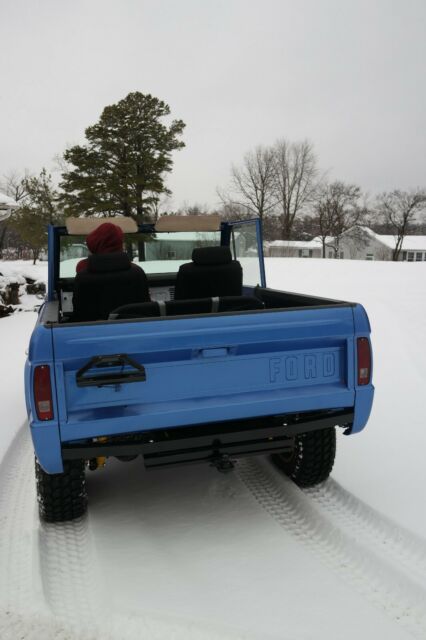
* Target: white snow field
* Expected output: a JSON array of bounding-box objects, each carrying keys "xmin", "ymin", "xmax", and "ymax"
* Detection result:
[{"xmin": 0, "ymin": 258, "xmax": 425, "ymax": 640}]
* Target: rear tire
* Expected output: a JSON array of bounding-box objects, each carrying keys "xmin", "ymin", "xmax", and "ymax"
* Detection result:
[
  {"xmin": 35, "ymin": 459, "xmax": 88, "ymax": 523},
  {"xmin": 272, "ymin": 427, "xmax": 336, "ymax": 487}
]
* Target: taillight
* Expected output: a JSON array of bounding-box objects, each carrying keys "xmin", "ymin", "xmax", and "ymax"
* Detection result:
[
  {"xmin": 357, "ymin": 338, "xmax": 371, "ymax": 386},
  {"xmin": 34, "ymin": 365, "xmax": 54, "ymax": 421}
]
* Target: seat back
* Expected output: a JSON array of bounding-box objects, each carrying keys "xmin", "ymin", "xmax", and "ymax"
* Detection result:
[
  {"xmin": 72, "ymin": 253, "xmax": 150, "ymax": 321},
  {"xmin": 174, "ymin": 246, "xmax": 243, "ymax": 300},
  {"xmin": 110, "ymin": 296, "xmax": 264, "ymax": 320}
]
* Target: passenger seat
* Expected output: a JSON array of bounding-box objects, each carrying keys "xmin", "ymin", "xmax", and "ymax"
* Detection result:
[{"xmin": 174, "ymin": 246, "xmax": 243, "ymax": 300}]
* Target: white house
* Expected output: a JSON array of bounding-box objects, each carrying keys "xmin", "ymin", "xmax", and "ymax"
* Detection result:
[
  {"xmin": 264, "ymin": 239, "xmax": 323, "ymax": 258},
  {"xmin": 264, "ymin": 227, "xmax": 426, "ymax": 261},
  {"xmin": 335, "ymin": 227, "xmax": 426, "ymax": 261}
]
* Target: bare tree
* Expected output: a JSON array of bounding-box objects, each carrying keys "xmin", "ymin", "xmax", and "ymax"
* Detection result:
[
  {"xmin": 376, "ymin": 189, "xmax": 426, "ymax": 260},
  {"xmin": 147, "ymin": 192, "xmax": 172, "ymax": 222},
  {"xmin": 218, "ymin": 201, "xmax": 251, "ymax": 221},
  {"xmin": 0, "ymin": 171, "xmax": 29, "ymax": 203},
  {"xmin": 219, "ymin": 145, "xmax": 277, "ymax": 220},
  {"xmin": 272, "ymin": 139, "xmax": 319, "ymax": 239},
  {"xmin": 313, "ymin": 181, "xmax": 363, "ymax": 257},
  {"xmin": 0, "ymin": 171, "xmax": 30, "ymax": 258},
  {"xmin": 177, "ymin": 202, "xmax": 211, "ymax": 216}
]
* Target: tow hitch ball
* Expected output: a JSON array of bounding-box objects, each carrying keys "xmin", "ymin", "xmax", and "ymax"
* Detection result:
[{"xmin": 210, "ymin": 454, "xmax": 235, "ymax": 473}]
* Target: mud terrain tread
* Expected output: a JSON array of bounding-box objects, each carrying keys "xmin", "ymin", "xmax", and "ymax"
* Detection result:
[
  {"xmin": 272, "ymin": 426, "xmax": 336, "ymax": 487},
  {"xmin": 36, "ymin": 460, "xmax": 87, "ymax": 523},
  {"xmin": 237, "ymin": 458, "xmax": 426, "ymax": 639}
]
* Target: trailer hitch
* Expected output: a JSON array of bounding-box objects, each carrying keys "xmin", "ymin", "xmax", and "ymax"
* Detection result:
[{"xmin": 210, "ymin": 453, "xmax": 235, "ymax": 473}]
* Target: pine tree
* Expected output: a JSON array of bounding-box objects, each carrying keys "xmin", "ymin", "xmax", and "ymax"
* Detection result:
[{"xmin": 60, "ymin": 92, "xmax": 185, "ymax": 220}]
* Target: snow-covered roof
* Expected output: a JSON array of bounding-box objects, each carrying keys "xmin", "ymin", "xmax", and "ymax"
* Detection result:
[
  {"xmin": 154, "ymin": 231, "xmax": 219, "ymax": 241},
  {"xmin": 355, "ymin": 226, "xmax": 426, "ymax": 251},
  {"xmin": 0, "ymin": 192, "xmax": 18, "ymax": 222},
  {"xmin": 266, "ymin": 239, "xmax": 323, "ymax": 249},
  {"xmin": 0, "ymin": 192, "xmax": 18, "ymax": 209},
  {"xmin": 308, "ymin": 226, "xmax": 426, "ymax": 252}
]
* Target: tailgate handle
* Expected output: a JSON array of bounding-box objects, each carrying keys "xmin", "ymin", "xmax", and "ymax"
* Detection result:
[
  {"xmin": 76, "ymin": 354, "xmax": 146, "ymax": 387},
  {"xmin": 200, "ymin": 347, "xmax": 229, "ymax": 358}
]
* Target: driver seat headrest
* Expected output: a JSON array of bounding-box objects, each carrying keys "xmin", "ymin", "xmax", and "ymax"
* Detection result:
[{"xmin": 191, "ymin": 246, "xmax": 232, "ymax": 266}]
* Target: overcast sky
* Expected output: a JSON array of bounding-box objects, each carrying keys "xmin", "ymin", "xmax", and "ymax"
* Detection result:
[{"xmin": 1, "ymin": 0, "xmax": 426, "ymax": 209}]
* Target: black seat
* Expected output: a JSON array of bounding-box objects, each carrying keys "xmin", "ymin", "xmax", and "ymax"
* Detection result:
[
  {"xmin": 174, "ymin": 246, "xmax": 243, "ymax": 300},
  {"xmin": 110, "ymin": 296, "xmax": 264, "ymax": 320},
  {"xmin": 72, "ymin": 253, "xmax": 150, "ymax": 322}
]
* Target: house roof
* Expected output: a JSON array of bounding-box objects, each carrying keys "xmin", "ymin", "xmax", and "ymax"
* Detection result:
[
  {"xmin": 357, "ymin": 227, "xmax": 426, "ymax": 251},
  {"xmin": 0, "ymin": 192, "xmax": 18, "ymax": 222},
  {"xmin": 155, "ymin": 214, "xmax": 221, "ymax": 232},
  {"xmin": 266, "ymin": 227, "xmax": 426, "ymax": 252},
  {"xmin": 0, "ymin": 192, "xmax": 18, "ymax": 209},
  {"xmin": 154, "ymin": 231, "xmax": 220, "ymax": 241},
  {"xmin": 266, "ymin": 239, "xmax": 323, "ymax": 249}
]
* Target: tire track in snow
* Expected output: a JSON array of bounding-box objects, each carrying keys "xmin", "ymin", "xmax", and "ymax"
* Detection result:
[
  {"xmin": 304, "ymin": 478, "xmax": 426, "ymax": 587},
  {"xmin": 37, "ymin": 484, "xmax": 258, "ymax": 640},
  {"xmin": 237, "ymin": 458, "xmax": 426, "ymax": 639},
  {"xmin": 0, "ymin": 422, "xmax": 106, "ymax": 633},
  {"xmin": 0, "ymin": 424, "xmax": 36, "ymax": 612},
  {"xmin": 38, "ymin": 515, "xmax": 261, "ymax": 640},
  {"xmin": 1, "ymin": 609, "xmax": 254, "ymax": 640},
  {"xmin": 2, "ymin": 425, "xmax": 424, "ymax": 639},
  {"xmin": 38, "ymin": 514, "xmax": 105, "ymax": 627}
]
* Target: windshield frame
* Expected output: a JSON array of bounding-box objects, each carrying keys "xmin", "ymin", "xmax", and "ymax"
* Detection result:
[{"xmin": 48, "ymin": 219, "xmax": 265, "ymax": 300}]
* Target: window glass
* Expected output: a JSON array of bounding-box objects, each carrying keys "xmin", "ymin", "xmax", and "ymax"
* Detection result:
[
  {"xmin": 415, "ymin": 252, "xmax": 422, "ymax": 261},
  {"xmin": 407, "ymin": 252, "xmax": 414, "ymax": 262},
  {"xmin": 366, "ymin": 254, "xmax": 374, "ymax": 261},
  {"xmin": 231, "ymin": 222, "xmax": 262, "ymax": 287},
  {"xmin": 59, "ymin": 231, "xmax": 221, "ymax": 278}
]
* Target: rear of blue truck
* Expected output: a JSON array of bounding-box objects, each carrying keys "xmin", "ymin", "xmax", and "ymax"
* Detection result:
[{"xmin": 25, "ymin": 218, "xmax": 374, "ymax": 522}]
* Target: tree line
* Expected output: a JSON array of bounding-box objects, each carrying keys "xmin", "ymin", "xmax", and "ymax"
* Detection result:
[
  {"xmin": 1, "ymin": 91, "xmax": 425, "ymax": 263},
  {"xmin": 217, "ymin": 140, "xmax": 426, "ymax": 260}
]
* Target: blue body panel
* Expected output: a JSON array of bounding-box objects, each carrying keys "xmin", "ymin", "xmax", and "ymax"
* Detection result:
[
  {"xmin": 25, "ymin": 304, "xmax": 63, "ymax": 472},
  {"xmin": 351, "ymin": 303, "xmax": 374, "ymax": 433}
]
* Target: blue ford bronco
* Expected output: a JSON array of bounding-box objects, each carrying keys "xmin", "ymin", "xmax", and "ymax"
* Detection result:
[{"xmin": 25, "ymin": 215, "xmax": 374, "ymax": 522}]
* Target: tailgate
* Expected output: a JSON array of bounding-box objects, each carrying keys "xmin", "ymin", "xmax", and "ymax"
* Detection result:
[{"xmin": 52, "ymin": 306, "xmax": 355, "ymax": 442}]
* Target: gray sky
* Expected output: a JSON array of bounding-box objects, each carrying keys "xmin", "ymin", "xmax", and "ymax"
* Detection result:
[{"xmin": 1, "ymin": 0, "xmax": 426, "ymax": 209}]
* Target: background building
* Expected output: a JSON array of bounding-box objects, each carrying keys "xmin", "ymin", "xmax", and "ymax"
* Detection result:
[{"xmin": 264, "ymin": 227, "xmax": 426, "ymax": 261}]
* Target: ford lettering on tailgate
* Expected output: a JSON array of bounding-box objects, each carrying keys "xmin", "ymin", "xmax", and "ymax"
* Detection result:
[{"xmin": 269, "ymin": 348, "xmax": 341, "ymax": 386}]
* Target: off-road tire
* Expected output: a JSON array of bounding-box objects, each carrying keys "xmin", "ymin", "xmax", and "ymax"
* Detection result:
[
  {"xmin": 272, "ymin": 427, "xmax": 336, "ymax": 487},
  {"xmin": 35, "ymin": 459, "xmax": 88, "ymax": 523}
]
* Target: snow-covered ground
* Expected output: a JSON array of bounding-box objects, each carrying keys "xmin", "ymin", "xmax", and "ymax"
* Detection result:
[
  {"xmin": 0, "ymin": 258, "xmax": 425, "ymax": 640},
  {"xmin": 0, "ymin": 260, "xmax": 47, "ymax": 313},
  {"xmin": 0, "ymin": 260, "xmax": 47, "ymax": 284}
]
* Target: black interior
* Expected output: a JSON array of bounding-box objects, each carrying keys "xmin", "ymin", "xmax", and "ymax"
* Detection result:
[
  {"xmin": 174, "ymin": 246, "xmax": 243, "ymax": 300},
  {"xmin": 109, "ymin": 296, "xmax": 265, "ymax": 320},
  {"xmin": 255, "ymin": 287, "xmax": 350, "ymax": 309},
  {"xmin": 52, "ymin": 245, "xmax": 350, "ymax": 325}
]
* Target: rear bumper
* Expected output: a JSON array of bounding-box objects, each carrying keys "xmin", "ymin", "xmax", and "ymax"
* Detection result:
[{"xmin": 62, "ymin": 408, "xmax": 354, "ymax": 470}]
